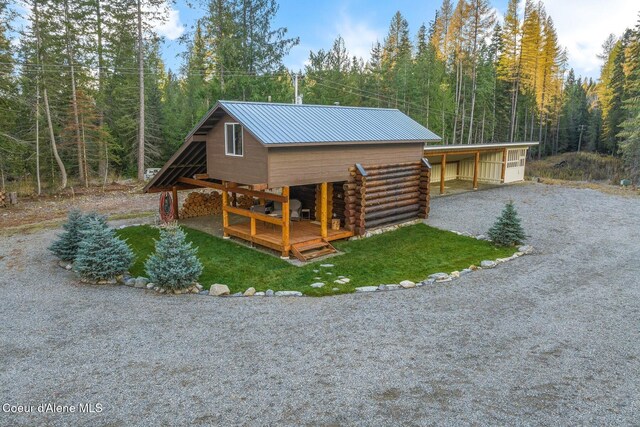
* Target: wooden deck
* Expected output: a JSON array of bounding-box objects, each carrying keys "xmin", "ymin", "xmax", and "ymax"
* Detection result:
[{"xmin": 225, "ymin": 219, "xmax": 354, "ymax": 255}]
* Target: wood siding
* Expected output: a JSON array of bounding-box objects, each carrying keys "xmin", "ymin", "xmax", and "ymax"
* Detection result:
[
  {"xmin": 267, "ymin": 143, "xmax": 423, "ymax": 187},
  {"xmin": 206, "ymin": 113, "xmax": 268, "ymax": 184},
  {"xmin": 458, "ymin": 151, "xmax": 504, "ymax": 183}
]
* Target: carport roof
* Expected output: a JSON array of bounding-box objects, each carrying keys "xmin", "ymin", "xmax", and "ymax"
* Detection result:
[{"xmin": 424, "ymin": 142, "xmax": 538, "ymax": 154}]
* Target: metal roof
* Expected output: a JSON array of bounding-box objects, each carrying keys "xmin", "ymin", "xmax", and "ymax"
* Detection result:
[{"xmin": 187, "ymin": 100, "xmax": 441, "ymax": 145}]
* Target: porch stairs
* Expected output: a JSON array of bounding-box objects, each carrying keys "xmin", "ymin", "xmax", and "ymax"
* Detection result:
[{"xmin": 291, "ymin": 239, "xmax": 337, "ymax": 262}]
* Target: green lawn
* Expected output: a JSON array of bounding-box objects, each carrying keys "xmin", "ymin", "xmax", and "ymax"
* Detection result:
[{"xmin": 117, "ymin": 223, "xmax": 517, "ymax": 296}]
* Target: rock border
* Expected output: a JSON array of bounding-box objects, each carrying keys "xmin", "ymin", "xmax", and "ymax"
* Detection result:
[{"xmin": 57, "ymin": 241, "xmax": 534, "ymax": 299}]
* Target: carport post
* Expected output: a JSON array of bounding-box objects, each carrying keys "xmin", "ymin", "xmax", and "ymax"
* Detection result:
[
  {"xmin": 473, "ymin": 151, "xmax": 480, "ymax": 190},
  {"xmin": 440, "ymin": 154, "xmax": 447, "ymax": 195},
  {"xmin": 172, "ymin": 186, "xmax": 179, "ymax": 219}
]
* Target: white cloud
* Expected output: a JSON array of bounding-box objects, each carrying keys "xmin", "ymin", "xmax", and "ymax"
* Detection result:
[
  {"xmin": 153, "ymin": 7, "xmax": 185, "ymax": 40},
  {"xmin": 334, "ymin": 12, "xmax": 383, "ymax": 62},
  {"xmin": 542, "ymin": 0, "xmax": 638, "ymax": 78}
]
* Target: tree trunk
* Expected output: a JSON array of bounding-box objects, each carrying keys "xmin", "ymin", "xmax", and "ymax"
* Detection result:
[
  {"xmin": 137, "ymin": 0, "xmax": 145, "ymax": 182},
  {"xmin": 43, "ymin": 88, "xmax": 67, "ymax": 189},
  {"xmin": 64, "ymin": 0, "xmax": 86, "ymax": 187},
  {"xmin": 36, "ymin": 84, "xmax": 41, "ymax": 195},
  {"xmin": 96, "ymin": 0, "xmax": 107, "ymax": 181}
]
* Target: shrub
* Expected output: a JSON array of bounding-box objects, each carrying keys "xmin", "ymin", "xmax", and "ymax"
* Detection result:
[
  {"xmin": 488, "ymin": 201, "xmax": 527, "ymax": 247},
  {"xmin": 144, "ymin": 224, "xmax": 203, "ymax": 290},
  {"xmin": 49, "ymin": 209, "xmax": 84, "ymax": 261},
  {"xmin": 74, "ymin": 218, "xmax": 134, "ymax": 281},
  {"xmin": 50, "ymin": 210, "xmax": 108, "ymax": 262}
]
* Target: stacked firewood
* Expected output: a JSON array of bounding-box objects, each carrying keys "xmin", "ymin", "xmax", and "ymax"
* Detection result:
[
  {"xmin": 236, "ymin": 194, "xmax": 257, "ymax": 210},
  {"xmin": 179, "ymin": 191, "xmax": 222, "ymax": 218},
  {"xmin": 0, "ymin": 191, "xmax": 17, "ymax": 207},
  {"xmin": 346, "ymin": 161, "xmax": 430, "ymax": 235}
]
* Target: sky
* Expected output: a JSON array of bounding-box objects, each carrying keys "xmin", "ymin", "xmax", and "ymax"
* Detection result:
[{"xmin": 156, "ymin": 0, "xmax": 640, "ymax": 80}]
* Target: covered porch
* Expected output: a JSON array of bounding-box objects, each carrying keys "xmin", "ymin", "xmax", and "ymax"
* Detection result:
[{"xmin": 176, "ymin": 177, "xmax": 354, "ymax": 260}]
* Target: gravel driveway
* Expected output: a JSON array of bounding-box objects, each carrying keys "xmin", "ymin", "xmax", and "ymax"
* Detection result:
[{"xmin": 1, "ymin": 183, "xmax": 639, "ymax": 426}]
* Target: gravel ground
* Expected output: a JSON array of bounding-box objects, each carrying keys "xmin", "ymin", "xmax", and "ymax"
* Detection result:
[{"xmin": 1, "ymin": 183, "xmax": 639, "ymax": 426}]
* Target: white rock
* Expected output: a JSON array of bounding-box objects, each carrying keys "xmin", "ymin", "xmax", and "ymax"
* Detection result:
[
  {"xmin": 450, "ymin": 271, "xmax": 460, "ymax": 278},
  {"xmin": 399, "ymin": 280, "xmax": 416, "ymax": 289},
  {"xmin": 338, "ymin": 275, "xmax": 346, "ymax": 279},
  {"xmin": 310, "ymin": 282, "xmax": 325, "ymax": 288},
  {"xmin": 320, "ymin": 264, "xmax": 334, "ymax": 268},
  {"xmin": 146, "ymin": 283, "xmax": 155, "ymax": 289},
  {"xmin": 275, "ymin": 291, "xmax": 302, "ymax": 297},
  {"xmin": 254, "ymin": 292, "xmax": 265, "ymax": 296},
  {"xmin": 314, "ymin": 277, "xmax": 322, "ymax": 280},
  {"xmin": 429, "ymin": 272, "xmax": 450, "ymax": 281},
  {"xmin": 209, "ymin": 284, "xmax": 230, "ymax": 296},
  {"xmin": 195, "ymin": 283, "xmax": 203, "ymax": 291},
  {"xmin": 480, "ymin": 260, "xmax": 497, "ymax": 268},
  {"xmin": 244, "ymin": 287, "xmax": 256, "ymax": 296},
  {"xmin": 332, "ymin": 288, "xmax": 339, "ymax": 291},
  {"xmin": 355, "ymin": 286, "xmax": 378, "ymax": 293},
  {"xmin": 518, "ymin": 245, "xmax": 533, "ymax": 254},
  {"xmin": 378, "ymin": 284, "xmax": 401, "ymax": 291},
  {"xmin": 313, "ymin": 270, "xmax": 319, "ymax": 273}
]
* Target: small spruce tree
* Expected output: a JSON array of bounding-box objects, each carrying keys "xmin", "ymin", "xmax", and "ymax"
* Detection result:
[
  {"xmin": 488, "ymin": 201, "xmax": 527, "ymax": 246},
  {"xmin": 144, "ymin": 224, "xmax": 203, "ymax": 290},
  {"xmin": 74, "ymin": 218, "xmax": 134, "ymax": 281},
  {"xmin": 49, "ymin": 209, "xmax": 84, "ymax": 261},
  {"xmin": 50, "ymin": 210, "xmax": 108, "ymax": 262}
]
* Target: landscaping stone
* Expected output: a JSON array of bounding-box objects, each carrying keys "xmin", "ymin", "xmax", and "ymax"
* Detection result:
[
  {"xmin": 146, "ymin": 283, "xmax": 155, "ymax": 290},
  {"xmin": 209, "ymin": 284, "xmax": 230, "ymax": 296},
  {"xmin": 231, "ymin": 292, "xmax": 243, "ymax": 297},
  {"xmin": 450, "ymin": 271, "xmax": 460, "ymax": 278},
  {"xmin": 254, "ymin": 292, "xmax": 265, "ymax": 296},
  {"xmin": 314, "ymin": 277, "xmax": 321, "ymax": 280},
  {"xmin": 480, "ymin": 260, "xmax": 497, "ymax": 269},
  {"xmin": 338, "ymin": 275, "xmax": 345, "ymax": 279},
  {"xmin": 429, "ymin": 272, "xmax": 450, "ymax": 281},
  {"xmin": 399, "ymin": 280, "xmax": 416, "ymax": 289},
  {"xmin": 355, "ymin": 286, "xmax": 378, "ymax": 293},
  {"xmin": 332, "ymin": 288, "xmax": 339, "ymax": 291},
  {"xmin": 65, "ymin": 264, "xmax": 73, "ymax": 270},
  {"xmin": 158, "ymin": 288, "xmax": 166, "ymax": 294},
  {"xmin": 174, "ymin": 289, "xmax": 183, "ymax": 295},
  {"xmin": 275, "ymin": 291, "xmax": 302, "ymax": 297},
  {"xmin": 518, "ymin": 245, "xmax": 534, "ymax": 254},
  {"xmin": 313, "ymin": 269, "xmax": 319, "ymax": 273},
  {"xmin": 265, "ymin": 289, "xmax": 274, "ymax": 297},
  {"xmin": 195, "ymin": 283, "xmax": 203, "ymax": 291},
  {"xmin": 419, "ymin": 278, "xmax": 435, "ymax": 286},
  {"xmin": 244, "ymin": 287, "xmax": 256, "ymax": 296},
  {"xmin": 334, "ymin": 278, "xmax": 350, "ymax": 285},
  {"xmin": 378, "ymin": 284, "xmax": 401, "ymax": 291},
  {"xmin": 469, "ymin": 265, "xmax": 478, "ymax": 270},
  {"xmin": 310, "ymin": 282, "xmax": 325, "ymax": 288},
  {"xmin": 198, "ymin": 290, "xmax": 209, "ymax": 295},
  {"xmin": 134, "ymin": 277, "xmax": 149, "ymax": 288},
  {"xmin": 320, "ymin": 264, "xmax": 334, "ymax": 268},
  {"xmin": 476, "ymin": 234, "xmax": 488, "ymax": 240}
]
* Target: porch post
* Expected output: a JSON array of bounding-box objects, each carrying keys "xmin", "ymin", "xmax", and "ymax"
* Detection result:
[
  {"xmin": 320, "ymin": 182, "xmax": 328, "ymax": 238},
  {"xmin": 440, "ymin": 153, "xmax": 447, "ymax": 195},
  {"xmin": 222, "ymin": 181, "xmax": 229, "ymax": 238},
  {"xmin": 473, "ymin": 151, "xmax": 480, "ymax": 190},
  {"xmin": 171, "ymin": 186, "xmax": 179, "ymax": 220},
  {"xmin": 281, "ymin": 186, "xmax": 290, "ymax": 257},
  {"xmin": 501, "ymin": 148, "xmax": 508, "ymax": 183}
]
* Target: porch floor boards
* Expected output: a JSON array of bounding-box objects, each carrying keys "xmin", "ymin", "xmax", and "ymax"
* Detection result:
[{"xmin": 225, "ymin": 219, "xmax": 354, "ymax": 253}]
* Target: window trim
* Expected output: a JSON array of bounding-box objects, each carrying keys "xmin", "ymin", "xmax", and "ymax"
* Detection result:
[{"xmin": 224, "ymin": 122, "xmax": 244, "ymax": 157}]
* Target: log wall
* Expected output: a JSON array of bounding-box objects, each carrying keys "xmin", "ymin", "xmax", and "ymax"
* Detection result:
[{"xmin": 344, "ymin": 160, "xmax": 431, "ymax": 235}]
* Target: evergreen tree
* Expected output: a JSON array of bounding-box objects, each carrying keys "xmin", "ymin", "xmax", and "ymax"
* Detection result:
[
  {"xmin": 488, "ymin": 201, "xmax": 527, "ymax": 246},
  {"xmin": 49, "ymin": 209, "xmax": 84, "ymax": 262},
  {"xmin": 74, "ymin": 219, "xmax": 134, "ymax": 281},
  {"xmin": 144, "ymin": 224, "xmax": 203, "ymax": 290}
]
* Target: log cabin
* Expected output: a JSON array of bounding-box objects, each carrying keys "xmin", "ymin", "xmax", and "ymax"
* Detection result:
[{"xmin": 144, "ymin": 100, "xmax": 440, "ymax": 260}]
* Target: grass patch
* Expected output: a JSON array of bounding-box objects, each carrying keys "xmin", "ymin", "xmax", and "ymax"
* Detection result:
[
  {"xmin": 118, "ymin": 223, "xmax": 517, "ymax": 296},
  {"xmin": 527, "ymin": 152, "xmax": 623, "ymax": 183}
]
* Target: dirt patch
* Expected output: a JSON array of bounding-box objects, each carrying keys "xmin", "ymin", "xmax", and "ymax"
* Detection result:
[{"xmin": 0, "ymin": 183, "xmax": 161, "ymax": 233}]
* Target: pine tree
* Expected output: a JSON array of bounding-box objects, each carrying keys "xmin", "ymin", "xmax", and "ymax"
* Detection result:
[
  {"xmin": 488, "ymin": 201, "xmax": 527, "ymax": 246},
  {"xmin": 144, "ymin": 224, "xmax": 203, "ymax": 290},
  {"xmin": 74, "ymin": 218, "xmax": 134, "ymax": 281},
  {"xmin": 49, "ymin": 209, "xmax": 84, "ymax": 261}
]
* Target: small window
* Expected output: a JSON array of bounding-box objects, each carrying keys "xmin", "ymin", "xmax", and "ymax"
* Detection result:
[{"xmin": 225, "ymin": 123, "xmax": 243, "ymax": 156}]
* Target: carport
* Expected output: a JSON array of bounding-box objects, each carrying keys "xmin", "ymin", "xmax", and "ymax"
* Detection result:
[{"xmin": 424, "ymin": 142, "xmax": 538, "ymax": 195}]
